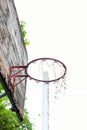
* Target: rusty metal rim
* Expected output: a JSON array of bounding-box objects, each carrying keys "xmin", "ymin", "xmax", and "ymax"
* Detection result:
[{"xmin": 27, "ymin": 57, "xmax": 67, "ymax": 83}]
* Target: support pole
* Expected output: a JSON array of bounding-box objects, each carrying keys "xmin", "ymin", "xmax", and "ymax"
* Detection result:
[{"xmin": 42, "ymin": 71, "xmax": 49, "ymax": 130}]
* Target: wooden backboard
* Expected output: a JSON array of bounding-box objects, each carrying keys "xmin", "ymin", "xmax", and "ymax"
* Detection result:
[{"xmin": 0, "ymin": 0, "xmax": 28, "ymax": 121}]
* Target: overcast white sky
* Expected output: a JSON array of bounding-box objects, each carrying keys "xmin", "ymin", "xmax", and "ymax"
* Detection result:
[{"xmin": 14, "ymin": 0, "xmax": 87, "ymax": 130}]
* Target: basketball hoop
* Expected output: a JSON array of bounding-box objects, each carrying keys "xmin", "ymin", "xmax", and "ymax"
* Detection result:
[
  {"xmin": 9, "ymin": 57, "xmax": 67, "ymax": 90},
  {"xmin": 27, "ymin": 58, "xmax": 67, "ymax": 83},
  {"xmin": 27, "ymin": 58, "xmax": 67, "ymax": 98}
]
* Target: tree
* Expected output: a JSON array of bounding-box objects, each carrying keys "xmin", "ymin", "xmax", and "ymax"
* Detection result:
[
  {"xmin": 20, "ymin": 21, "xmax": 30, "ymax": 46},
  {"xmin": 0, "ymin": 84, "xmax": 33, "ymax": 130}
]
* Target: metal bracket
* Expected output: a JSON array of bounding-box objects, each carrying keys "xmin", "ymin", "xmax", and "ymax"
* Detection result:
[{"xmin": 9, "ymin": 66, "xmax": 28, "ymax": 88}]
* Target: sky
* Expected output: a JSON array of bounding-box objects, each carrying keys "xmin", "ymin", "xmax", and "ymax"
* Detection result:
[{"xmin": 14, "ymin": 0, "xmax": 87, "ymax": 130}]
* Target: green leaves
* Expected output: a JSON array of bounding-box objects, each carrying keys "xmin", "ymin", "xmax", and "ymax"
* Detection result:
[
  {"xmin": 0, "ymin": 83, "xmax": 2, "ymax": 92},
  {"xmin": 21, "ymin": 109, "xmax": 33, "ymax": 130},
  {"xmin": 20, "ymin": 21, "xmax": 30, "ymax": 46},
  {"xmin": 0, "ymin": 81, "xmax": 33, "ymax": 130},
  {"xmin": 0, "ymin": 101, "xmax": 33, "ymax": 129},
  {"xmin": 0, "ymin": 107, "xmax": 20, "ymax": 130}
]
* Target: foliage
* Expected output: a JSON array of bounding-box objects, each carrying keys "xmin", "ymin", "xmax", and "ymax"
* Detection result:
[
  {"xmin": 20, "ymin": 109, "xmax": 33, "ymax": 130},
  {"xmin": 0, "ymin": 97, "xmax": 19, "ymax": 130},
  {"xmin": 20, "ymin": 21, "xmax": 30, "ymax": 46},
  {"xmin": 0, "ymin": 83, "xmax": 33, "ymax": 130},
  {"xmin": 0, "ymin": 83, "xmax": 2, "ymax": 92},
  {"xmin": 0, "ymin": 96, "xmax": 33, "ymax": 130}
]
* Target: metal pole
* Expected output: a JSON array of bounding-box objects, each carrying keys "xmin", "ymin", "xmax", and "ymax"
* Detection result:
[{"xmin": 42, "ymin": 71, "xmax": 49, "ymax": 130}]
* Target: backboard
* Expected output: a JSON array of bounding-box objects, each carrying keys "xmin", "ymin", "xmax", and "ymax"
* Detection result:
[{"xmin": 0, "ymin": 0, "xmax": 28, "ymax": 121}]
